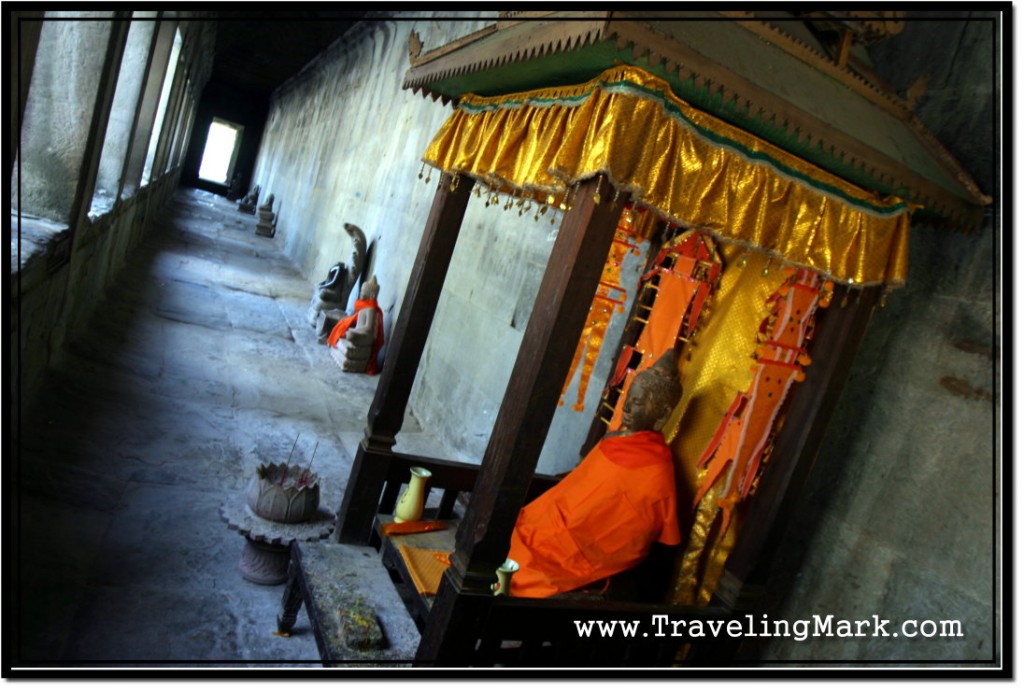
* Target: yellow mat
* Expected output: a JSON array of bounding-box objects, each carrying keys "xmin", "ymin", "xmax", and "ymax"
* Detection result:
[{"xmin": 397, "ymin": 545, "xmax": 452, "ymax": 596}]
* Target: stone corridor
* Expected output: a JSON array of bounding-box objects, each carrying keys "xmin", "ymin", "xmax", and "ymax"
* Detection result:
[{"xmin": 14, "ymin": 188, "xmax": 440, "ymax": 665}]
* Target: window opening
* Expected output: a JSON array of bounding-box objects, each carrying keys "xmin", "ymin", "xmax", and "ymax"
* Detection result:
[
  {"xmin": 13, "ymin": 11, "xmax": 114, "ymax": 225},
  {"xmin": 141, "ymin": 28, "xmax": 181, "ymax": 185},
  {"xmin": 166, "ymin": 82, "xmax": 193, "ymax": 174},
  {"xmin": 91, "ymin": 12, "xmax": 158, "ymax": 218},
  {"xmin": 197, "ymin": 118, "xmax": 244, "ymax": 185}
]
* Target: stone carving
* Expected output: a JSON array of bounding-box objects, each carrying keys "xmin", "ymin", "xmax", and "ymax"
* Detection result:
[
  {"xmin": 222, "ymin": 436, "xmax": 334, "ymax": 584},
  {"xmin": 220, "ymin": 501, "xmax": 334, "ymax": 585},
  {"xmin": 315, "ymin": 309, "xmax": 347, "ymax": 346},
  {"xmin": 344, "ymin": 222, "xmax": 368, "ymax": 289},
  {"xmin": 309, "ymin": 263, "xmax": 347, "ymax": 334},
  {"xmin": 245, "ymin": 462, "xmax": 321, "ymax": 524},
  {"xmin": 227, "ymin": 173, "xmax": 245, "ymax": 201},
  {"xmin": 615, "ymin": 349, "xmax": 682, "ymax": 436},
  {"xmin": 237, "ymin": 184, "xmax": 260, "ymax": 214},
  {"xmin": 255, "ymin": 194, "xmax": 276, "ymax": 237},
  {"xmin": 327, "ymin": 276, "xmax": 385, "ymax": 375},
  {"xmin": 306, "ymin": 223, "xmax": 367, "ymax": 328}
]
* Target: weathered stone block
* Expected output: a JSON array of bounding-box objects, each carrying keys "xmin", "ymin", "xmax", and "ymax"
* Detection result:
[{"xmin": 337, "ymin": 601, "xmax": 385, "ymax": 651}]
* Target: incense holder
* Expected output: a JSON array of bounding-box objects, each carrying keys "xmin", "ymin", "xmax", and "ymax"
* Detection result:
[{"xmin": 246, "ymin": 462, "xmax": 321, "ymax": 523}]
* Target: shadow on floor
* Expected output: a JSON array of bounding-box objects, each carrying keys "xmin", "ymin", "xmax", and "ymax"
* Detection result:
[{"xmin": 14, "ymin": 188, "xmax": 433, "ymax": 667}]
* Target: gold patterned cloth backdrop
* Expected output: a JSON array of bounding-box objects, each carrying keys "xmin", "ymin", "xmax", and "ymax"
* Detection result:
[
  {"xmin": 423, "ymin": 66, "xmax": 910, "ymax": 288},
  {"xmin": 669, "ymin": 254, "xmax": 832, "ymax": 607}
]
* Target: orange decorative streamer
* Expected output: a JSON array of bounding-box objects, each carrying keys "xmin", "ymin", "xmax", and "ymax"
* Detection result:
[
  {"xmin": 604, "ymin": 230, "xmax": 722, "ymax": 431},
  {"xmin": 560, "ymin": 205, "xmax": 643, "ymax": 410}
]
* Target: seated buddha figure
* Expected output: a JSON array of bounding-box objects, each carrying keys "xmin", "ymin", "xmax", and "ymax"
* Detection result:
[
  {"xmin": 507, "ymin": 350, "xmax": 683, "ymax": 598},
  {"xmin": 326, "ymin": 276, "xmax": 385, "ymax": 375}
]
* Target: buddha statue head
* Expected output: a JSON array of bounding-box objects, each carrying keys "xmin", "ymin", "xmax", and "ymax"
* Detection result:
[
  {"xmin": 360, "ymin": 275, "xmax": 380, "ymax": 301},
  {"xmin": 619, "ymin": 350, "xmax": 682, "ymax": 434}
]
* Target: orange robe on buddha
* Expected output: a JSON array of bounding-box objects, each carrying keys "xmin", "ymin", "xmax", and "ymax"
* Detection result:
[
  {"xmin": 507, "ymin": 430, "xmax": 681, "ymax": 598},
  {"xmin": 325, "ymin": 299, "xmax": 385, "ymax": 375}
]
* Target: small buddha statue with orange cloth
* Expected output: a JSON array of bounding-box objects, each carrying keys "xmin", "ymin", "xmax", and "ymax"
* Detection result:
[
  {"xmin": 507, "ymin": 349, "xmax": 683, "ymax": 598},
  {"xmin": 327, "ymin": 275, "xmax": 385, "ymax": 375}
]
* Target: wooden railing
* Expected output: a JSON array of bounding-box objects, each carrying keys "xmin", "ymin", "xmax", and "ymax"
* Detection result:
[{"xmin": 377, "ymin": 452, "xmax": 560, "ymax": 520}]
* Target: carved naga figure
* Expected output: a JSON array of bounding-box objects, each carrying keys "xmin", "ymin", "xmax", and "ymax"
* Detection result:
[
  {"xmin": 308, "ymin": 262, "xmax": 347, "ymax": 327},
  {"xmin": 342, "ymin": 223, "xmax": 367, "ymax": 306},
  {"xmin": 307, "ymin": 223, "xmax": 367, "ymax": 327}
]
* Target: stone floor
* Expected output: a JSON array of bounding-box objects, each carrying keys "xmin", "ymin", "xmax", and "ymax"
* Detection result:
[{"xmin": 14, "ymin": 188, "xmax": 456, "ymax": 668}]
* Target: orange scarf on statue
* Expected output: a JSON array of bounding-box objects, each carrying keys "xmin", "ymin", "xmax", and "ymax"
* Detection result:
[{"xmin": 326, "ymin": 299, "xmax": 385, "ymax": 375}]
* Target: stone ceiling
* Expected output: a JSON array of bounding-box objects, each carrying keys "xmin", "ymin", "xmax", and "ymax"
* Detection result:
[{"xmin": 205, "ymin": 11, "xmax": 382, "ymax": 97}]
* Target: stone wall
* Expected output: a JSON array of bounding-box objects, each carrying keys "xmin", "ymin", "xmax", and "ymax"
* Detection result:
[
  {"xmin": 16, "ymin": 177, "xmax": 178, "ymax": 398},
  {"xmin": 750, "ymin": 211, "xmax": 996, "ymax": 662},
  {"xmin": 251, "ymin": 15, "xmax": 490, "ymax": 301},
  {"xmin": 94, "ymin": 14, "xmax": 158, "ymax": 209},
  {"xmin": 749, "ymin": 13, "xmax": 999, "ymax": 662},
  {"xmin": 251, "ymin": 14, "xmax": 623, "ymax": 471}
]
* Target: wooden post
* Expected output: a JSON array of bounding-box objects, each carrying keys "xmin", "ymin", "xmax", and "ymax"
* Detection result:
[
  {"xmin": 335, "ymin": 172, "xmax": 473, "ymax": 544},
  {"xmin": 417, "ymin": 176, "xmax": 626, "ymax": 664}
]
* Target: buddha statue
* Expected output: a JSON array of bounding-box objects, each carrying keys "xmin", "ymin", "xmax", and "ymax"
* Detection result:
[
  {"xmin": 326, "ymin": 276, "xmax": 385, "ymax": 375},
  {"xmin": 255, "ymin": 194, "xmax": 276, "ymax": 237},
  {"xmin": 226, "ymin": 173, "xmax": 245, "ymax": 201},
  {"xmin": 506, "ymin": 349, "xmax": 683, "ymax": 598},
  {"xmin": 237, "ymin": 184, "xmax": 260, "ymax": 214}
]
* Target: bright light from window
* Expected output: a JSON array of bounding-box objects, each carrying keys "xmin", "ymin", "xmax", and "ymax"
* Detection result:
[{"xmin": 198, "ymin": 120, "xmax": 242, "ymax": 184}]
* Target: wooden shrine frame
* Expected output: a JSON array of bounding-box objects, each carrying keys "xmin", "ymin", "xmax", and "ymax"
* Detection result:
[{"xmin": 331, "ymin": 169, "xmax": 881, "ymax": 665}]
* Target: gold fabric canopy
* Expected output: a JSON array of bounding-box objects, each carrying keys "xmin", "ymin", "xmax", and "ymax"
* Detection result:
[{"xmin": 423, "ymin": 65, "xmax": 912, "ymax": 287}]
